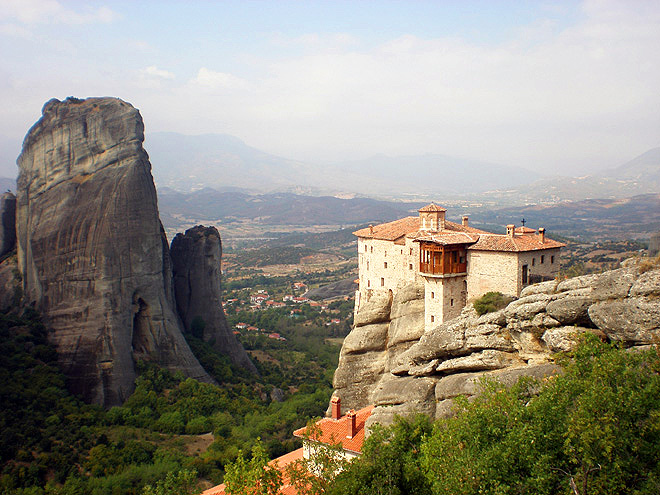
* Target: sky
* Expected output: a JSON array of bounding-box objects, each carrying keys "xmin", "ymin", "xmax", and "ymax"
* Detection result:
[{"xmin": 0, "ymin": 0, "xmax": 658, "ymax": 178}]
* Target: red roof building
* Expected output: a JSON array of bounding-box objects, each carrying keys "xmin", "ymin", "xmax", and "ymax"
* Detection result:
[{"xmin": 354, "ymin": 204, "xmax": 565, "ymax": 332}]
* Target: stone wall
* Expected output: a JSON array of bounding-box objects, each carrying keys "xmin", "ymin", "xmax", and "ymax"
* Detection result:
[{"xmin": 467, "ymin": 250, "xmax": 519, "ymax": 298}]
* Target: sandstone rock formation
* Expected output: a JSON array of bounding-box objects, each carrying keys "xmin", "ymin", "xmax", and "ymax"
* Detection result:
[
  {"xmin": 331, "ymin": 258, "xmax": 660, "ymax": 429},
  {"xmin": 0, "ymin": 192, "xmax": 16, "ymax": 257},
  {"xmin": 16, "ymin": 97, "xmax": 212, "ymax": 406},
  {"xmin": 170, "ymin": 225, "xmax": 257, "ymax": 373}
]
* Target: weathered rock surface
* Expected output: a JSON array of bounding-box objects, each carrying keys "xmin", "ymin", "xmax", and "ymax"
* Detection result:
[
  {"xmin": 0, "ymin": 255, "xmax": 20, "ymax": 311},
  {"xmin": 16, "ymin": 97, "xmax": 212, "ymax": 406},
  {"xmin": 170, "ymin": 225, "xmax": 256, "ymax": 373},
  {"xmin": 333, "ymin": 258, "xmax": 660, "ymax": 428},
  {"xmin": 0, "ymin": 192, "xmax": 16, "ymax": 257}
]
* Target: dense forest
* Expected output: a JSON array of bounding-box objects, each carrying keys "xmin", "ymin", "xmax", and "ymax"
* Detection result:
[{"xmin": 0, "ymin": 303, "xmax": 340, "ymax": 494}]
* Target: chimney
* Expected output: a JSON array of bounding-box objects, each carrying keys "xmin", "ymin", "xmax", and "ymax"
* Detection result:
[
  {"xmin": 331, "ymin": 396, "xmax": 341, "ymax": 420},
  {"xmin": 538, "ymin": 227, "xmax": 545, "ymax": 244},
  {"xmin": 507, "ymin": 224, "xmax": 515, "ymax": 237},
  {"xmin": 369, "ymin": 225, "xmax": 374, "ymax": 235},
  {"xmin": 462, "ymin": 216, "xmax": 469, "ymax": 227},
  {"xmin": 347, "ymin": 410, "xmax": 357, "ymax": 438}
]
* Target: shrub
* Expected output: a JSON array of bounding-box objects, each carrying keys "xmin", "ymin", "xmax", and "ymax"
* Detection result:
[{"xmin": 472, "ymin": 291, "xmax": 513, "ymax": 315}]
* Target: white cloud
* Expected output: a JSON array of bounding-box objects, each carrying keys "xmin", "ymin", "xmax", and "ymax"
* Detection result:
[
  {"xmin": 141, "ymin": 66, "xmax": 175, "ymax": 80},
  {"xmin": 190, "ymin": 68, "xmax": 249, "ymax": 90},
  {"xmin": 0, "ymin": 22, "xmax": 32, "ymax": 39},
  {"xmin": 0, "ymin": 0, "xmax": 118, "ymax": 25}
]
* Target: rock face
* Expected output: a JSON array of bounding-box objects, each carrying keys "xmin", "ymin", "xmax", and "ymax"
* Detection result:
[
  {"xmin": 16, "ymin": 97, "xmax": 212, "ymax": 406},
  {"xmin": 170, "ymin": 225, "xmax": 257, "ymax": 373},
  {"xmin": 0, "ymin": 192, "xmax": 16, "ymax": 257},
  {"xmin": 332, "ymin": 258, "xmax": 660, "ymax": 429}
]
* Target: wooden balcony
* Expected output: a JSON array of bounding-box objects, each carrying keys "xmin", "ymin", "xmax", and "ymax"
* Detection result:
[{"xmin": 419, "ymin": 242, "xmax": 467, "ymax": 276}]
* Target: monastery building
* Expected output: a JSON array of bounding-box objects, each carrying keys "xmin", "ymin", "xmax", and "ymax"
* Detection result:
[{"xmin": 354, "ymin": 204, "xmax": 565, "ymax": 331}]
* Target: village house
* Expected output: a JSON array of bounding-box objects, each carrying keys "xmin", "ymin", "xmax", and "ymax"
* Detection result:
[
  {"xmin": 201, "ymin": 397, "xmax": 370, "ymax": 495},
  {"xmin": 354, "ymin": 204, "xmax": 564, "ymax": 331}
]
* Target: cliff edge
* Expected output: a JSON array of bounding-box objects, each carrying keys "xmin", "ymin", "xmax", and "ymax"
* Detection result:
[
  {"xmin": 332, "ymin": 258, "xmax": 660, "ymax": 429},
  {"xmin": 16, "ymin": 97, "xmax": 212, "ymax": 406}
]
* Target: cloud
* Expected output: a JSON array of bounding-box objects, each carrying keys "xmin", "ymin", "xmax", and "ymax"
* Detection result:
[
  {"xmin": 141, "ymin": 66, "xmax": 175, "ymax": 80},
  {"xmin": 190, "ymin": 68, "xmax": 249, "ymax": 90},
  {"xmin": 0, "ymin": 23, "xmax": 32, "ymax": 39},
  {"xmin": 0, "ymin": 0, "xmax": 118, "ymax": 25}
]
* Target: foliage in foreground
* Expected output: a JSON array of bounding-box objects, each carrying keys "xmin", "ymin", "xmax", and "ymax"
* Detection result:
[
  {"xmin": 472, "ymin": 291, "xmax": 514, "ymax": 315},
  {"xmin": 228, "ymin": 337, "xmax": 660, "ymax": 495}
]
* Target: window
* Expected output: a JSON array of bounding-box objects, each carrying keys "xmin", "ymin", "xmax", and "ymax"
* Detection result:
[
  {"xmin": 400, "ymin": 249, "xmax": 403, "ymax": 254},
  {"xmin": 409, "ymin": 248, "xmax": 413, "ymax": 255},
  {"xmin": 452, "ymin": 251, "xmax": 458, "ymax": 263},
  {"xmin": 380, "ymin": 278, "xmax": 385, "ymax": 287},
  {"xmin": 551, "ymin": 255, "xmax": 555, "ymax": 264},
  {"xmin": 368, "ymin": 280, "xmax": 370, "ymax": 287},
  {"xmin": 409, "ymin": 263, "xmax": 413, "ymax": 270},
  {"xmin": 366, "ymin": 261, "xmax": 369, "ymax": 270},
  {"xmin": 384, "ymin": 262, "xmax": 388, "ymax": 269},
  {"xmin": 370, "ymin": 246, "xmax": 373, "ymax": 253},
  {"xmin": 384, "ymin": 251, "xmax": 387, "ymax": 257},
  {"xmin": 532, "ymin": 258, "xmax": 536, "ymax": 266},
  {"xmin": 450, "ymin": 299, "xmax": 454, "ymax": 306},
  {"xmin": 364, "ymin": 245, "xmax": 367, "ymax": 252},
  {"xmin": 430, "ymin": 315, "xmax": 435, "ymax": 323},
  {"xmin": 541, "ymin": 255, "xmax": 545, "ymax": 264}
]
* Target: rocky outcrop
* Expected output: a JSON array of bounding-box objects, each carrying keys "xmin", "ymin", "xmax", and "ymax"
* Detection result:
[
  {"xmin": 170, "ymin": 225, "xmax": 257, "ymax": 373},
  {"xmin": 0, "ymin": 192, "xmax": 16, "ymax": 257},
  {"xmin": 16, "ymin": 97, "xmax": 212, "ymax": 406},
  {"xmin": 332, "ymin": 259, "xmax": 660, "ymax": 429}
]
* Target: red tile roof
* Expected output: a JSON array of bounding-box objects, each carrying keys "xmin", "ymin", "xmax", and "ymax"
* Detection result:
[
  {"xmin": 468, "ymin": 233, "xmax": 565, "ymax": 252},
  {"xmin": 353, "ymin": 216, "xmax": 419, "ymax": 241},
  {"xmin": 293, "ymin": 406, "xmax": 374, "ymax": 454},
  {"xmin": 201, "ymin": 448, "xmax": 304, "ymax": 495},
  {"xmin": 515, "ymin": 226, "xmax": 537, "ymax": 234},
  {"xmin": 414, "ymin": 232, "xmax": 481, "ymax": 245},
  {"xmin": 418, "ymin": 203, "xmax": 447, "ymax": 212}
]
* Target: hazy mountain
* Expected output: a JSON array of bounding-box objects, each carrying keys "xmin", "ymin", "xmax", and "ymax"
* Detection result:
[
  {"xmin": 145, "ymin": 132, "xmax": 542, "ymax": 196},
  {"xmin": 606, "ymin": 147, "xmax": 660, "ymax": 182},
  {"xmin": 158, "ymin": 188, "xmax": 414, "ymax": 227}
]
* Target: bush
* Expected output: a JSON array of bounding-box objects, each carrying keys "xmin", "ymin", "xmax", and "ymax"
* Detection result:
[{"xmin": 472, "ymin": 291, "xmax": 513, "ymax": 315}]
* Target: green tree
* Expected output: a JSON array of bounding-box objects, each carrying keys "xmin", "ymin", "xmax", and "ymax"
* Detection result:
[
  {"xmin": 224, "ymin": 439, "xmax": 283, "ymax": 495},
  {"xmin": 141, "ymin": 469, "xmax": 197, "ymax": 495}
]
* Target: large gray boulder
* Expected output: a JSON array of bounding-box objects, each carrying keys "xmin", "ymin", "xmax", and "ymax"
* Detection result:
[
  {"xmin": 334, "ymin": 260, "xmax": 660, "ymax": 430},
  {"xmin": 0, "ymin": 192, "xmax": 16, "ymax": 257},
  {"xmin": 16, "ymin": 97, "xmax": 212, "ymax": 406},
  {"xmin": 170, "ymin": 225, "xmax": 256, "ymax": 373}
]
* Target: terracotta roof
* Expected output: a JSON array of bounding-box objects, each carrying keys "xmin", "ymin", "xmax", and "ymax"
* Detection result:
[
  {"xmin": 201, "ymin": 448, "xmax": 304, "ymax": 495},
  {"xmin": 353, "ymin": 216, "xmax": 419, "ymax": 241},
  {"xmin": 468, "ymin": 233, "xmax": 565, "ymax": 252},
  {"xmin": 414, "ymin": 232, "xmax": 481, "ymax": 245},
  {"xmin": 515, "ymin": 226, "xmax": 537, "ymax": 234},
  {"xmin": 418, "ymin": 203, "xmax": 447, "ymax": 212},
  {"xmin": 294, "ymin": 405, "xmax": 374, "ymax": 454}
]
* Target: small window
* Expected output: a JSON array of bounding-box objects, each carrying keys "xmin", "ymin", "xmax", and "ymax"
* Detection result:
[
  {"xmin": 430, "ymin": 315, "xmax": 435, "ymax": 323},
  {"xmin": 370, "ymin": 246, "xmax": 373, "ymax": 253},
  {"xmin": 384, "ymin": 262, "xmax": 388, "ymax": 269},
  {"xmin": 450, "ymin": 299, "xmax": 454, "ymax": 306},
  {"xmin": 380, "ymin": 278, "xmax": 385, "ymax": 287},
  {"xmin": 364, "ymin": 245, "xmax": 367, "ymax": 252},
  {"xmin": 409, "ymin": 263, "xmax": 413, "ymax": 270},
  {"xmin": 400, "ymin": 249, "xmax": 403, "ymax": 254},
  {"xmin": 431, "ymin": 292, "xmax": 435, "ymax": 299},
  {"xmin": 367, "ymin": 280, "xmax": 370, "ymax": 287},
  {"xmin": 409, "ymin": 248, "xmax": 413, "ymax": 255},
  {"xmin": 551, "ymin": 255, "xmax": 555, "ymax": 264},
  {"xmin": 452, "ymin": 252, "xmax": 458, "ymax": 263},
  {"xmin": 532, "ymin": 258, "xmax": 536, "ymax": 266},
  {"xmin": 541, "ymin": 255, "xmax": 545, "ymax": 264},
  {"xmin": 366, "ymin": 261, "xmax": 369, "ymax": 270},
  {"xmin": 384, "ymin": 251, "xmax": 387, "ymax": 257}
]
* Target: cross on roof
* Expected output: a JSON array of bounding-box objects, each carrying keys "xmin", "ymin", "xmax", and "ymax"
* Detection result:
[{"xmin": 521, "ymin": 218, "xmax": 526, "ymax": 226}]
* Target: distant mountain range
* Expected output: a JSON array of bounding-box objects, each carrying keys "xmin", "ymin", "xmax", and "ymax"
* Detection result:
[
  {"xmin": 158, "ymin": 188, "xmax": 413, "ymax": 227},
  {"xmin": 145, "ymin": 132, "xmax": 543, "ymax": 196}
]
